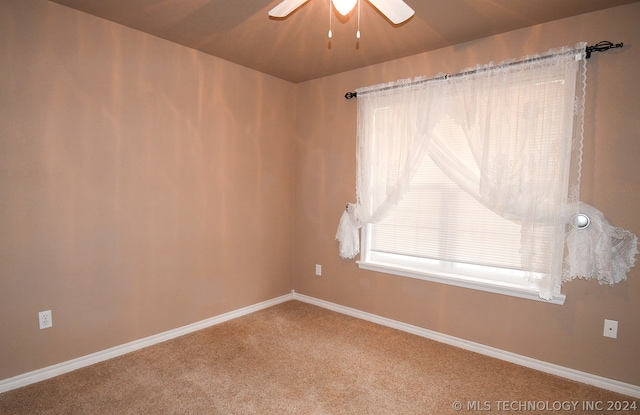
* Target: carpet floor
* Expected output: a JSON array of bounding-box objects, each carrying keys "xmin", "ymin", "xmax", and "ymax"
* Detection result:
[{"xmin": 0, "ymin": 300, "xmax": 636, "ymax": 414}]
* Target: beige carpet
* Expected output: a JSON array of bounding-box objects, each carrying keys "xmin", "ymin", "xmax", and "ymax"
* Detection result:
[{"xmin": 0, "ymin": 300, "xmax": 636, "ymax": 414}]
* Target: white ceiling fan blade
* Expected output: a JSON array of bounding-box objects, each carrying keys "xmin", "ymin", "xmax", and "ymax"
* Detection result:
[
  {"xmin": 268, "ymin": 0, "xmax": 310, "ymax": 18},
  {"xmin": 367, "ymin": 0, "xmax": 414, "ymax": 24}
]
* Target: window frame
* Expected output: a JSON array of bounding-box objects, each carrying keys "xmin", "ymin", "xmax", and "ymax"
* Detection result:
[
  {"xmin": 358, "ymin": 227, "xmax": 566, "ymax": 304},
  {"xmin": 356, "ymin": 82, "xmax": 571, "ymax": 305}
]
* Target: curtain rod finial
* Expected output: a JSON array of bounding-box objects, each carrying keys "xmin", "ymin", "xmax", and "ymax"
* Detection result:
[{"xmin": 585, "ymin": 41, "xmax": 623, "ymax": 59}]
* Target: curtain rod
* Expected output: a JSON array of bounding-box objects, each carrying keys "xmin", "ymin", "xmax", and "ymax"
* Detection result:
[{"xmin": 344, "ymin": 41, "xmax": 623, "ymax": 100}]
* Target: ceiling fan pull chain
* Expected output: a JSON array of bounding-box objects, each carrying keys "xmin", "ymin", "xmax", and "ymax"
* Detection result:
[
  {"xmin": 328, "ymin": 0, "xmax": 333, "ymax": 38},
  {"xmin": 356, "ymin": 0, "xmax": 361, "ymax": 38}
]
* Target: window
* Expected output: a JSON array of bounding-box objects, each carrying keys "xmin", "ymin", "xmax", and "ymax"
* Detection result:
[
  {"xmin": 359, "ymin": 107, "xmax": 554, "ymax": 301},
  {"xmin": 337, "ymin": 45, "xmax": 591, "ymax": 304}
]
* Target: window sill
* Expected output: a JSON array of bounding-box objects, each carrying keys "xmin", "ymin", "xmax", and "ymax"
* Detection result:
[{"xmin": 357, "ymin": 260, "xmax": 566, "ymax": 305}]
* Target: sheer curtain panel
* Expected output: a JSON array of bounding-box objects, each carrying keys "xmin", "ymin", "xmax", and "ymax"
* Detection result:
[{"xmin": 336, "ymin": 43, "xmax": 637, "ymax": 300}]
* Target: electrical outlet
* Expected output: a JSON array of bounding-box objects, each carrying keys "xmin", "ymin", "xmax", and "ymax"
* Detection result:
[
  {"xmin": 315, "ymin": 264, "xmax": 322, "ymax": 276},
  {"xmin": 603, "ymin": 319, "xmax": 618, "ymax": 338},
  {"xmin": 39, "ymin": 310, "xmax": 53, "ymax": 329}
]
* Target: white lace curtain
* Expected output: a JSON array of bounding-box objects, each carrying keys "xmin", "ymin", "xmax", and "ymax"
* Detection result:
[{"xmin": 336, "ymin": 43, "xmax": 637, "ymax": 299}]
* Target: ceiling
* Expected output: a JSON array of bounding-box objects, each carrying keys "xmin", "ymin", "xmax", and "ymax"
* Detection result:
[{"xmin": 48, "ymin": 0, "xmax": 638, "ymax": 83}]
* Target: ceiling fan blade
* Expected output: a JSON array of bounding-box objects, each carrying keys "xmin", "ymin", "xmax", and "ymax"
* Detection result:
[
  {"xmin": 268, "ymin": 0, "xmax": 310, "ymax": 18},
  {"xmin": 367, "ymin": 0, "xmax": 414, "ymax": 24}
]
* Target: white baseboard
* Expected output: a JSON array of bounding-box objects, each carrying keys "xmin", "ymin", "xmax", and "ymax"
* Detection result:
[
  {"xmin": 3, "ymin": 290, "xmax": 638, "ymax": 400},
  {"xmin": 292, "ymin": 291, "xmax": 640, "ymax": 399},
  {"xmin": 0, "ymin": 293, "xmax": 292, "ymax": 394}
]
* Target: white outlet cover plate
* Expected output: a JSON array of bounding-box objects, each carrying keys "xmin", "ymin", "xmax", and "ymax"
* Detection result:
[
  {"xmin": 39, "ymin": 310, "xmax": 53, "ymax": 329},
  {"xmin": 603, "ymin": 319, "xmax": 618, "ymax": 338}
]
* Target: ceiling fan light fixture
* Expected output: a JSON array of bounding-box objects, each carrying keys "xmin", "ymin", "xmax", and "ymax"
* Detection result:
[
  {"xmin": 269, "ymin": 0, "xmax": 415, "ymax": 37},
  {"xmin": 332, "ymin": 0, "xmax": 357, "ymax": 16}
]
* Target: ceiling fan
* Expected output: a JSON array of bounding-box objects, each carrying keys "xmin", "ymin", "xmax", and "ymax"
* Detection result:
[{"xmin": 268, "ymin": 0, "xmax": 414, "ymax": 25}]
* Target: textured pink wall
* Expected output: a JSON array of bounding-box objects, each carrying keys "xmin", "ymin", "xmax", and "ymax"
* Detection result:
[
  {"xmin": 293, "ymin": 3, "xmax": 640, "ymax": 386},
  {"xmin": 0, "ymin": 0, "xmax": 295, "ymax": 380}
]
